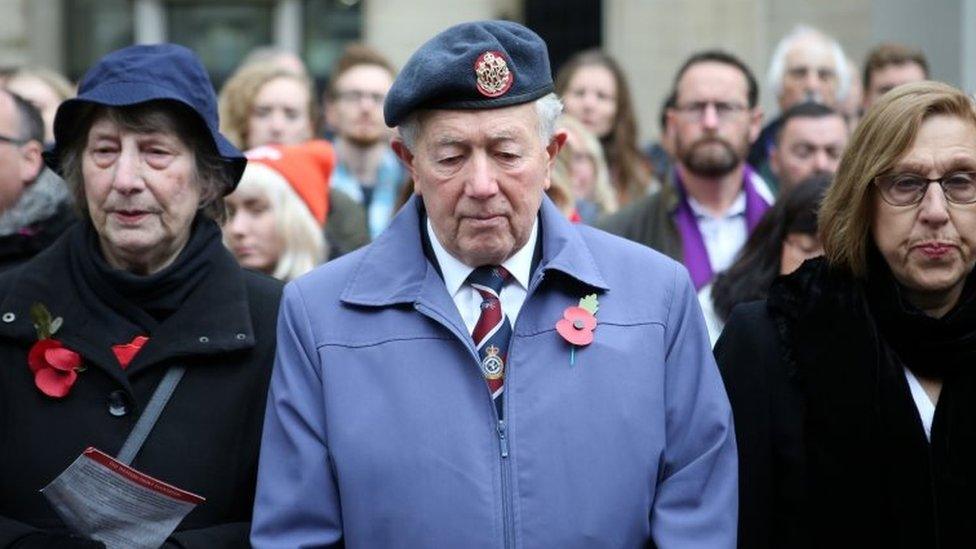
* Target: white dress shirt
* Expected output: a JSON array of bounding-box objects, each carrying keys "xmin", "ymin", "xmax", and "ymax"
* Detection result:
[
  {"xmin": 687, "ymin": 192, "xmax": 747, "ymax": 274},
  {"xmin": 904, "ymin": 367, "xmax": 936, "ymax": 442},
  {"xmin": 426, "ymin": 219, "xmax": 536, "ymax": 334}
]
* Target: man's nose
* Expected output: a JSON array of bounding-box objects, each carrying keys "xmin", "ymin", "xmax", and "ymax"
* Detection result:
[
  {"xmin": 467, "ymin": 151, "xmax": 499, "ymax": 198},
  {"xmin": 700, "ymin": 102, "xmax": 720, "ymax": 129},
  {"xmin": 813, "ymin": 149, "xmax": 832, "ymax": 172}
]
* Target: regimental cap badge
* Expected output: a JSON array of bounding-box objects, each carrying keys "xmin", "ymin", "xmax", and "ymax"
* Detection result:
[{"xmin": 474, "ymin": 50, "xmax": 514, "ymax": 98}]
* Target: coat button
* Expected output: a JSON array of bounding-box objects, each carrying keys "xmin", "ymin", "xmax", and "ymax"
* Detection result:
[
  {"xmin": 235, "ymin": 333, "xmax": 246, "ymax": 340},
  {"xmin": 1, "ymin": 312, "xmax": 14, "ymax": 322},
  {"xmin": 198, "ymin": 336, "xmax": 209, "ymax": 343},
  {"xmin": 107, "ymin": 390, "xmax": 129, "ymax": 417}
]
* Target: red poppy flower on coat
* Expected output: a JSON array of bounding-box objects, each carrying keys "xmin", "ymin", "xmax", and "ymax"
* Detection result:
[
  {"xmin": 28, "ymin": 338, "xmax": 82, "ymax": 398},
  {"xmin": 556, "ymin": 306, "xmax": 597, "ymax": 346}
]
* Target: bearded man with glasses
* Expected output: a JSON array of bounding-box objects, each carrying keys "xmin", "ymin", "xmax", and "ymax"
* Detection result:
[
  {"xmin": 600, "ymin": 50, "xmax": 774, "ymax": 291},
  {"xmin": 716, "ymin": 81, "xmax": 976, "ymax": 547}
]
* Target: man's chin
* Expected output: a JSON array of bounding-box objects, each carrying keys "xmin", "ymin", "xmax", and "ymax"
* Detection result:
[
  {"xmin": 684, "ymin": 162, "xmax": 738, "ymax": 178},
  {"xmin": 455, "ymin": 239, "xmax": 515, "ymax": 267},
  {"xmin": 343, "ymin": 132, "xmax": 385, "ymax": 148}
]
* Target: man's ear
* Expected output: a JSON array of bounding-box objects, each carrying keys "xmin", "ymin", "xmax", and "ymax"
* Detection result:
[
  {"xmin": 542, "ymin": 130, "xmax": 568, "ymax": 192},
  {"xmin": 391, "ymin": 139, "xmax": 414, "ymax": 171},
  {"xmin": 391, "ymin": 139, "xmax": 421, "ymax": 195},
  {"xmin": 748, "ymin": 106, "xmax": 763, "ymax": 144},
  {"xmin": 664, "ymin": 110, "xmax": 678, "ymax": 142},
  {"xmin": 19, "ymin": 140, "xmax": 43, "ymax": 186},
  {"xmin": 546, "ymin": 130, "xmax": 568, "ymax": 163}
]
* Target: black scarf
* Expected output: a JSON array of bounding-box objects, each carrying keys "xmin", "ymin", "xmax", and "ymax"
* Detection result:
[
  {"xmin": 766, "ymin": 257, "xmax": 976, "ymax": 546},
  {"xmin": 68, "ymin": 215, "xmax": 222, "ymax": 342},
  {"xmin": 865, "ymin": 248, "xmax": 976, "ymax": 379}
]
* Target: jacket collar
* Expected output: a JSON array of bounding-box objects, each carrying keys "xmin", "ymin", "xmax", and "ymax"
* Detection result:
[
  {"xmin": 341, "ymin": 195, "xmax": 609, "ymax": 308},
  {"xmin": 0, "ymin": 225, "xmax": 255, "ymax": 379}
]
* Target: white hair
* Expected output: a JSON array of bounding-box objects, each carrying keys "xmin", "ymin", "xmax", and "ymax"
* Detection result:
[
  {"xmin": 226, "ymin": 163, "xmax": 326, "ymax": 282},
  {"xmin": 397, "ymin": 92, "xmax": 563, "ymax": 151},
  {"xmin": 766, "ymin": 25, "xmax": 851, "ymax": 106}
]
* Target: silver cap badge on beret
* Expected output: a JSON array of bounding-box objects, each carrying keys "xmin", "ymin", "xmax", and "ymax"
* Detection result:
[{"xmin": 474, "ymin": 51, "xmax": 514, "ymax": 97}]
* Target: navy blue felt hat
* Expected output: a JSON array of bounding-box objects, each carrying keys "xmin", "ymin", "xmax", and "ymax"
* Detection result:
[
  {"xmin": 384, "ymin": 20, "xmax": 554, "ymax": 127},
  {"xmin": 46, "ymin": 43, "xmax": 246, "ymax": 192}
]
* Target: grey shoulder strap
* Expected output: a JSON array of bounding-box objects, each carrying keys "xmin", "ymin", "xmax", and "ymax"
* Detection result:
[{"xmin": 116, "ymin": 366, "xmax": 187, "ymax": 465}]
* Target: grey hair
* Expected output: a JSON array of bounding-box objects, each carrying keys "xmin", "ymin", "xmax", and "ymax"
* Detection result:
[
  {"xmin": 398, "ymin": 92, "xmax": 564, "ymax": 151},
  {"xmin": 766, "ymin": 25, "xmax": 851, "ymax": 105}
]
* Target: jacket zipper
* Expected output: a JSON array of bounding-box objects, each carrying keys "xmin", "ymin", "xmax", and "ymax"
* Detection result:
[
  {"xmin": 497, "ymin": 419, "xmax": 514, "ymax": 549},
  {"xmin": 494, "ymin": 269, "xmax": 545, "ymax": 549}
]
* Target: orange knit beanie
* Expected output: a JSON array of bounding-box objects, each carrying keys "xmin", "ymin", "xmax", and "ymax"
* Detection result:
[{"xmin": 244, "ymin": 139, "xmax": 336, "ymax": 225}]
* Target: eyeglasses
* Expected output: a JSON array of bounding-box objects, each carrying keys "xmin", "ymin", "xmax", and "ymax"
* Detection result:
[
  {"xmin": 334, "ymin": 90, "xmax": 386, "ymax": 105},
  {"xmin": 0, "ymin": 133, "xmax": 28, "ymax": 146},
  {"xmin": 785, "ymin": 65, "xmax": 837, "ymax": 82},
  {"xmin": 874, "ymin": 171, "xmax": 976, "ymax": 206},
  {"xmin": 672, "ymin": 101, "xmax": 749, "ymax": 122}
]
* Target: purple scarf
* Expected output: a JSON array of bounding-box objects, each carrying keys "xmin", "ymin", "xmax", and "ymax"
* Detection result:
[{"xmin": 673, "ymin": 166, "xmax": 771, "ymax": 290}]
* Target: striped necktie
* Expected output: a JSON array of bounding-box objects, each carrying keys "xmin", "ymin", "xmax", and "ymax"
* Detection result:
[{"xmin": 468, "ymin": 265, "xmax": 512, "ymax": 417}]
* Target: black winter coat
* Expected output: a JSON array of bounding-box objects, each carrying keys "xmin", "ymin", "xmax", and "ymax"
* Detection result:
[
  {"xmin": 0, "ymin": 226, "xmax": 282, "ymax": 548},
  {"xmin": 715, "ymin": 258, "xmax": 976, "ymax": 548},
  {"xmin": 0, "ymin": 201, "xmax": 75, "ymax": 273}
]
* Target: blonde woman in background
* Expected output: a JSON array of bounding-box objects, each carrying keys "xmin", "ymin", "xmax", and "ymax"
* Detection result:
[
  {"xmin": 218, "ymin": 61, "xmax": 315, "ymax": 149},
  {"xmin": 555, "ymin": 50, "xmax": 656, "ymax": 206},
  {"xmin": 224, "ymin": 141, "xmax": 333, "ymax": 281},
  {"xmin": 219, "ymin": 57, "xmax": 370, "ymax": 259},
  {"xmin": 553, "ymin": 115, "xmax": 618, "ymax": 224}
]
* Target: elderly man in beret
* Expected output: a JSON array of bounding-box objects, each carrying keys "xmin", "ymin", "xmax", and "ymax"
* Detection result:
[{"xmin": 251, "ymin": 21, "xmax": 737, "ymax": 548}]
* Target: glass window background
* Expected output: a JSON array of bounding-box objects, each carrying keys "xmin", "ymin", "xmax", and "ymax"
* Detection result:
[
  {"xmin": 304, "ymin": 0, "xmax": 362, "ymax": 80},
  {"xmin": 166, "ymin": 0, "xmax": 274, "ymax": 87},
  {"xmin": 65, "ymin": 0, "xmax": 134, "ymax": 81},
  {"xmin": 64, "ymin": 0, "xmax": 362, "ymax": 89}
]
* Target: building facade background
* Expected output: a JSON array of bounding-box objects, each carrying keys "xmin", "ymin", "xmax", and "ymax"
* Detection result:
[{"xmin": 0, "ymin": 0, "xmax": 973, "ymax": 143}]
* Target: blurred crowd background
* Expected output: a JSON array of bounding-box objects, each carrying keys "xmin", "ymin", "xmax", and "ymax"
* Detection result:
[{"xmin": 0, "ymin": 0, "xmax": 973, "ymax": 146}]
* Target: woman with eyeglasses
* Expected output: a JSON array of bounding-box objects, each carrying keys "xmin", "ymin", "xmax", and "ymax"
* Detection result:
[{"xmin": 715, "ymin": 81, "xmax": 976, "ymax": 548}]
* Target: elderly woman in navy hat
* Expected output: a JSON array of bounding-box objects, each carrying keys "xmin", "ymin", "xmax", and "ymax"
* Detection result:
[{"xmin": 0, "ymin": 44, "xmax": 281, "ymax": 548}]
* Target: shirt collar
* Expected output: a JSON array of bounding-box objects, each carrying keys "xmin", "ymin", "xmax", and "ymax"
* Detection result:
[
  {"xmin": 426, "ymin": 217, "xmax": 537, "ymax": 296},
  {"xmin": 687, "ymin": 190, "xmax": 746, "ymax": 221}
]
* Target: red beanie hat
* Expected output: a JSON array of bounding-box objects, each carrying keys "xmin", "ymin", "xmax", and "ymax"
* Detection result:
[{"xmin": 244, "ymin": 140, "xmax": 335, "ymax": 225}]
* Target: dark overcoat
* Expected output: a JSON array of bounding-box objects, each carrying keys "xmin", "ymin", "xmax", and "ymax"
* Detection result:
[
  {"xmin": 715, "ymin": 258, "xmax": 976, "ymax": 548},
  {"xmin": 0, "ymin": 228, "xmax": 282, "ymax": 547}
]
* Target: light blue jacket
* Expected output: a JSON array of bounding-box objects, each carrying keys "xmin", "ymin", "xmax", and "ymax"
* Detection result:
[{"xmin": 251, "ymin": 197, "xmax": 737, "ymax": 548}]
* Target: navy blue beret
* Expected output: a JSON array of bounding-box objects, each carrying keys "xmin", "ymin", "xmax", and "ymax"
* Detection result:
[{"xmin": 384, "ymin": 20, "xmax": 554, "ymax": 127}]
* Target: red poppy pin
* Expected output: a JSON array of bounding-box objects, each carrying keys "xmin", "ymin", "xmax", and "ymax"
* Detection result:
[
  {"xmin": 556, "ymin": 294, "xmax": 599, "ymax": 366},
  {"xmin": 28, "ymin": 303, "xmax": 83, "ymax": 398}
]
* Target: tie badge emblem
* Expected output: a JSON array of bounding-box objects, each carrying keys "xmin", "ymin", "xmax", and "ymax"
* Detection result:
[
  {"xmin": 481, "ymin": 344, "xmax": 505, "ymax": 379},
  {"xmin": 474, "ymin": 50, "xmax": 514, "ymax": 98}
]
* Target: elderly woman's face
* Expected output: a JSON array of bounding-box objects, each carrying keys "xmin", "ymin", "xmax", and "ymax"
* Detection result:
[
  {"xmin": 871, "ymin": 114, "xmax": 976, "ymax": 309},
  {"xmin": 82, "ymin": 115, "xmax": 201, "ymax": 274}
]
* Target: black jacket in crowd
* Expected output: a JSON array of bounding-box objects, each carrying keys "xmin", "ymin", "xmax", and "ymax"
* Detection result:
[
  {"xmin": 715, "ymin": 256, "xmax": 976, "ymax": 548},
  {"xmin": 0, "ymin": 200, "xmax": 75, "ymax": 273},
  {"xmin": 0, "ymin": 221, "xmax": 282, "ymax": 548}
]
